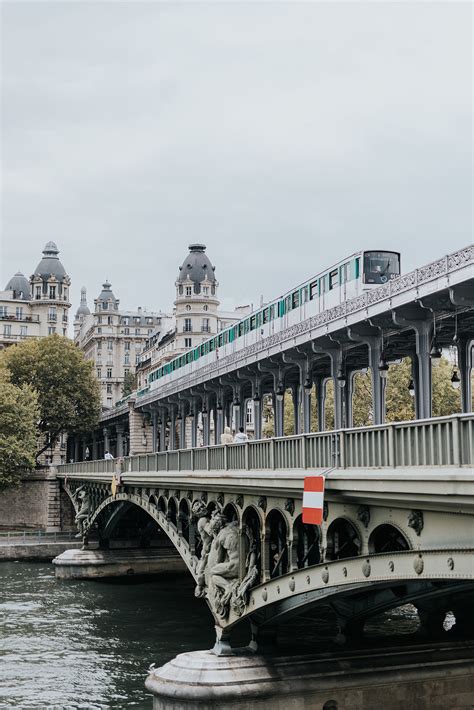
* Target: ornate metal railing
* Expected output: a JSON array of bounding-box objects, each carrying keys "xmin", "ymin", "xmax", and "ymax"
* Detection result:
[{"xmin": 59, "ymin": 413, "xmax": 473, "ymax": 475}]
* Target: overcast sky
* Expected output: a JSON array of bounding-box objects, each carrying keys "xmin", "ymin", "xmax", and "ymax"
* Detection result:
[{"xmin": 1, "ymin": 1, "xmax": 472, "ymax": 318}]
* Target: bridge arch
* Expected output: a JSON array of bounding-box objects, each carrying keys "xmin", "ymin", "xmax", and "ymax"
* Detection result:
[
  {"xmin": 222, "ymin": 502, "xmax": 240, "ymax": 523},
  {"xmin": 167, "ymin": 497, "xmax": 178, "ymax": 526},
  {"xmin": 326, "ymin": 517, "xmax": 362, "ymax": 561},
  {"xmin": 292, "ymin": 514, "xmax": 321, "ymax": 569},
  {"xmin": 368, "ymin": 523, "xmax": 411, "ymax": 554},
  {"xmin": 157, "ymin": 495, "xmax": 167, "ymax": 514},
  {"xmin": 265, "ymin": 508, "xmax": 290, "ymax": 579},
  {"xmin": 178, "ymin": 498, "xmax": 191, "ymax": 542}
]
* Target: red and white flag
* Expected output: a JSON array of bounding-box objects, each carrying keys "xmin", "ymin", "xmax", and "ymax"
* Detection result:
[{"xmin": 302, "ymin": 476, "xmax": 325, "ymax": 525}]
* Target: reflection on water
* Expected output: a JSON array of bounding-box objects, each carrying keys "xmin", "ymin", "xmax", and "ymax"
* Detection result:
[
  {"xmin": 0, "ymin": 562, "xmax": 213, "ymax": 709},
  {"xmin": 0, "ymin": 562, "xmax": 440, "ymax": 709}
]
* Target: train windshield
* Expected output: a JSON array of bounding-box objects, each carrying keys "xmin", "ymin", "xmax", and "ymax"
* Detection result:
[{"xmin": 363, "ymin": 251, "xmax": 400, "ymax": 284}]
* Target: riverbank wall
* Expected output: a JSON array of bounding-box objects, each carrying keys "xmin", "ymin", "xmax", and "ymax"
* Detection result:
[
  {"xmin": 0, "ymin": 469, "xmax": 74, "ymax": 532},
  {"xmin": 0, "ymin": 537, "xmax": 82, "ymax": 561}
]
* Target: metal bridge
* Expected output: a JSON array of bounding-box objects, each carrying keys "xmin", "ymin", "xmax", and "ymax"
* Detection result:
[
  {"xmin": 68, "ymin": 244, "xmax": 474, "ymax": 461},
  {"xmin": 56, "ymin": 413, "xmax": 474, "ymax": 655}
]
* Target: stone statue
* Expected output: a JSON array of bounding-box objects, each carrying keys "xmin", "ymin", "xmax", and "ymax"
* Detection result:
[
  {"xmin": 73, "ymin": 485, "xmax": 91, "ymax": 539},
  {"xmin": 192, "ymin": 503, "xmax": 259, "ymax": 619},
  {"xmin": 408, "ymin": 509, "xmax": 424, "ymax": 537}
]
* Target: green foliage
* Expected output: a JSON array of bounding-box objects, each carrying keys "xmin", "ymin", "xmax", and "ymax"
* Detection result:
[
  {"xmin": 122, "ymin": 371, "xmax": 137, "ymax": 398},
  {"xmin": 1, "ymin": 335, "xmax": 101, "ymax": 460},
  {"xmin": 261, "ymin": 356, "xmax": 461, "ymax": 436},
  {"xmin": 0, "ymin": 367, "xmax": 39, "ymax": 488}
]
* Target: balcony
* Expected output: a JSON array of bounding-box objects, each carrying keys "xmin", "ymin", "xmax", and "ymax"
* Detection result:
[{"xmin": 0, "ymin": 314, "xmax": 39, "ymax": 323}]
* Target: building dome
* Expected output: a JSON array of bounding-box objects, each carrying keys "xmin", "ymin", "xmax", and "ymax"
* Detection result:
[
  {"xmin": 96, "ymin": 280, "xmax": 118, "ymax": 303},
  {"xmin": 5, "ymin": 271, "xmax": 31, "ymax": 299},
  {"xmin": 75, "ymin": 286, "xmax": 90, "ymax": 318},
  {"xmin": 177, "ymin": 244, "xmax": 216, "ymax": 284},
  {"xmin": 32, "ymin": 241, "xmax": 67, "ymax": 282}
]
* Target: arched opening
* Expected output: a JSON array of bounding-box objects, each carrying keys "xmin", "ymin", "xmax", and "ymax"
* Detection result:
[
  {"xmin": 242, "ymin": 506, "xmax": 262, "ymax": 584},
  {"xmin": 266, "ymin": 509, "xmax": 289, "ymax": 578},
  {"xmin": 222, "ymin": 503, "xmax": 239, "ymax": 523},
  {"xmin": 178, "ymin": 499, "xmax": 191, "ymax": 543},
  {"xmin": 157, "ymin": 496, "xmax": 167, "ymax": 514},
  {"xmin": 167, "ymin": 498, "xmax": 177, "ymax": 527},
  {"xmin": 326, "ymin": 518, "xmax": 361, "ymax": 560},
  {"xmin": 149, "ymin": 495, "xmax": 157, "ymax": 507},
  {"xmin": 293, "ymin": 514, "xmax": 320, "ymax": 568},
  {"xmin": 368, "ymin": 524, "xmax": 410, "ymax": 553}
]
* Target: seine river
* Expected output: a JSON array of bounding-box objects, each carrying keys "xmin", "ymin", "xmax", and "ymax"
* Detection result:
[{"xmin": 0, "ymin": 562, "xmax": 425, "ymax": 710}]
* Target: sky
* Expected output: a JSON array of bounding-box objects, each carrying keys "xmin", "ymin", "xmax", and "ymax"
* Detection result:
[{"xmin": 1, "ymin": 1, "xmax": 472, "ymax": 318}]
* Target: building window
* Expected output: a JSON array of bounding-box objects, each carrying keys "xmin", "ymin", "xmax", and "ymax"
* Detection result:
[
  {"xmin": 106, "ymin": 384, "xmax": 112, "ymax": 394},
  {"xmin": 48, "ymin": 326, "xmax": 56, "ymax": 334},
  {"xmin": 202, "ymin": 318, "xmax": 210, "ymax": 333},
  {"xmin": 64, "ymin": 288, "xmax": 68, "ymax": 301},
  {"xmin": 124, "ymin": 327, "xmax": 129, "ymax": 335},
  {"xmin": 97, "ymin": 315, "xmax": 102, "ymax": 324},
  {"xmin": 97, "ymin": 340, "xmax": 102, "ymax": 350},
  {"xmin": 186, "ymin": 286, "xmax": 192, "ymax": 296},
  {"xmin": 48, "ymin": 307, "xmax": 57, "ymax": 321},
  {"xmin": 135, "ymin": 328, "xmax": 140, "ymax": 335},
  {"xmin": 35, "ymin": 286, "xmax": 41, "ymax": 299},
  {"xmin": 107, "ymin": 339, "xmax": 113, "ymax": 350},
  {"xmin": 107, "ymin": 316, "xmax": 113, "ymax": 325},
  {"xmin": 49, "ymin": 286, "xmax": 56, "ymax": 299},
  {"xmin": 203, "ymin": 286, "xmax": 209, "ymax": 295},
  {"xmin": 124, "ymin": 353, "xmax": 130, "ymax": 365},
  {"xmin": 107, "ymin": 368, "xmax": 112, "ymax": 378},
  {"xmin": 203, "ymin": 305, "xmax": 208, "ymax": 311},
  {"xmin": 97, "ymin": 368, "xmax": 102, "ymax": 378},
  {"xmin": 124, "ymin": 368, "xmax": 129, "ymax": 376},
  {"xmin": 124, "ymin": 341, "xmax": 130, "ymax": 350},
  {"xmin": 184, "ymin": 318, "xmax": 192, "ymax": 332},
  {"xmin": 4, "ymin": 324, "xmax": 11, "ymax": 336},
  {"xmin": 185, "ymin": 337, "xmax": 192, "ymax": 347},
  {"xmin": 0, "ymin": 306, "xmax": 7, "ymax": 317},
  {"xmin": 123, "ymin": 317, "xmax": 129, "ymax": 326},
  {"xmin": 97, "ymin": 327, "xmax": 102, "ymax": 334},
  {"xmin": 186, "ymin": 305, "xmax": 191, "ymax": 311},
  {"xmin": 135, "ymin": 354, "xmax": 140, "ymax": 365},
  {"xmin": 20, "ymin": 325, "xmax": 27, "ymax": 337},
  {"xmin": 16, "ymin": 307, "xmax": 23, "ymax": 319},
  {"xmin": 102, "ymin": 302, "xmax": 108, "ymax": 310}
]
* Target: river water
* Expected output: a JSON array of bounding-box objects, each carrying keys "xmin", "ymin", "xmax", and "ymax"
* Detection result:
[{"xmin": 0, "ymin": 562, "xmax": 432, "ymax": 709}]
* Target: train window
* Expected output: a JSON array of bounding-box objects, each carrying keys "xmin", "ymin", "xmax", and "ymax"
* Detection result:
[
  {"xmin": 363, "ymin": 251, "xmax": 400, "ymax": 284},
  {"xmin": 329, "ymin": 269, "xmax": 339, "ymax": 290},
  {"xmin": 341, "ymin": 263, "xmax": 349, "ymax": 284},
  {"xmin": 238, "ymin": 322, "xmax": 244, "ymax": 337},
  {"xmin": 262, "ymin": 308, "xmax": 269, "ymax": 324},
  {"xmin": 244, "ymin": 319, "xmax": 250, "ymax": 334},
  {"xmin": 309, "ymin": 281, "xmax": 318, "ymax": 300},
  {"xmin": 355, "ymin": 258, "xmax": 360, "ymax": 279},
  {"xmin": 292, "ymin": 291, "xmax": 299, "ymax": 308},
  {"xmin": 269, "ymin": 304, "xmax": 275, "ymax": 320},
  {"xmin": 320, "ymin": 275, "xmax": 328, "ymax": 295},
  {"xmin": 250, "ymin": 315, "xmax": 256, "ymax": 330}
]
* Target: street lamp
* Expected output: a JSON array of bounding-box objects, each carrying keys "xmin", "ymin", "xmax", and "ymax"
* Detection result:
[
  {"xmin": 451, "ymin": 370, "xmax": 461, "ymax": 390},
  {"xmin": 378, "ymin": 354, "xmax": 389, "ymax": 379},
  {"xmin": 336, "ymin": 367, "xmax": 346, "ymax": 388},
  {"xmin": 408, "ymin": 379, "xmax": 415, "ymax": 397},
  {"xmin": 276, "ymin": 381, "xmax": 285, "ymax": 402},
  {"xmin": 303, "ymin": 377, "xmax": 312, "ymax": 395},
  {"xmin": 430, "ymin": 340, "xmax": 442, "ymax": 359}
]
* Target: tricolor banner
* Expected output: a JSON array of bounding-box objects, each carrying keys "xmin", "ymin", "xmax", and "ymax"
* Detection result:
[{"xmin": 302, "ymin": 476, "xmax": 325, "ymax": 525}]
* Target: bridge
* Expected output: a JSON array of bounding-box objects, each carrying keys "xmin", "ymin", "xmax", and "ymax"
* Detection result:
[
  {"xmin": 55, "ymin": 244, "xmax": 474, "ymax": 707},
  {"xmin": 67, "ymin": 244, "xmax": 473, "ymax": 460}
]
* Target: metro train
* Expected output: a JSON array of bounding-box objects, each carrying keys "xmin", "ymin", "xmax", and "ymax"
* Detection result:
[{"xmin": 146, "ymin": 250, "xmax": 401, "ymax": 392}]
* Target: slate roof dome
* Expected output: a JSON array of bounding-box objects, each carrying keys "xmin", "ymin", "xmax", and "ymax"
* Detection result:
[
  {"xmin": 75, "ymin": 286, "xmax": 90, "ymax": 317},
  {"xmin": 96, "ymin": 281, "xmax": 118, "ymax": 303},
  {"xmin": 177, "ymin": 244, "xmax": 216, "ymax": 284},
  {"xmin": 33, "ymin": 241, "xmax": 67, "ymax": 282},
  {"xmin": 5, "ymin": 271, "xmax": 30, "ymax": 300}
]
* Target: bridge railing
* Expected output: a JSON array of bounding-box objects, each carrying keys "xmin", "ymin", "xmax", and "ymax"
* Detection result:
[{"xmin": 58, "ymin": 413, "xmax": 473, "ymax": 475}]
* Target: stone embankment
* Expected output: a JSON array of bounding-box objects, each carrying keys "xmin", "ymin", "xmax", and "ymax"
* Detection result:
[{"xmin": 0, "ymin": 532, "xmax": 81, "ymax": 561}]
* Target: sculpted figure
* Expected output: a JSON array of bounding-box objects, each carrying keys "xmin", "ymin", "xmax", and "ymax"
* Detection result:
[
  {"xmin": 205, "ymin": 514, "xmax": 240, "ymax": 618},
  {"xmin": 73, "ymin": 485, "xmax": 91, "ymax": 539},
  {"xmin": 192, "ymin": 500, "xmax": 213, "ymax": 597}
]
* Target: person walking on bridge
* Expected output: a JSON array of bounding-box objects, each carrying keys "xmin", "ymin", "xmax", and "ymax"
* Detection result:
[
  {"xmin": 104, "ymin": 451, "xmax": 114, "ymax": 460},
  {"xmin": 233, "ymin": 426, "xmax": 248, "ymax": 443},
  {"xmin": 220, "ymin": 426, "xmax": 234, "ymax": 445}
]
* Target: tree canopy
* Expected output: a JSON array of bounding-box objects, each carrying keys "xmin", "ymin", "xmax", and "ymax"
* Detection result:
[
  {"xmin": 0, "ymin": 367, "xmax": 39, "ymax": 488},
  {"xmin": 122, "ymin": 370, "xmax": 137, "ymax": 398},
  {"xmin": 1, "ymin": 335, "xmax": 101, "ymax": 460}
]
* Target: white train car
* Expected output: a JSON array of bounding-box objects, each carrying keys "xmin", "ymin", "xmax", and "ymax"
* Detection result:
[{"xmin": 146, "ymin": 250, "xmax": 400, "ymax": 393}]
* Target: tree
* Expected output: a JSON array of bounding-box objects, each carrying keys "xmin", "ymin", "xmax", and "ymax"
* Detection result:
[
  {"xmin": 1, "ymin": 335, "xmax": 101, "ymax": 461},
  {"xmin": 122, "ymin": 371, "xmax": 137, "ymax": 397},
  {"xmin": 0, "ymin": 367, "xmax": 39, "ymax": 488}
]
